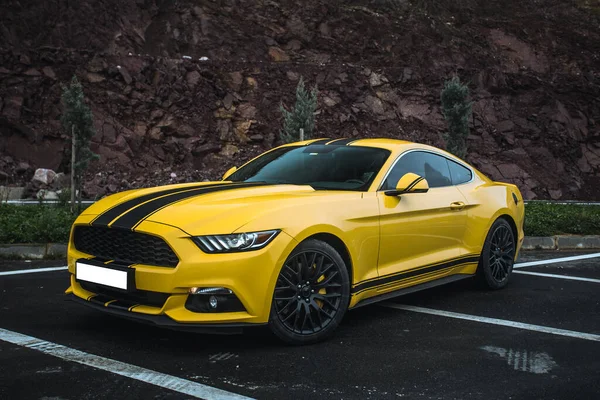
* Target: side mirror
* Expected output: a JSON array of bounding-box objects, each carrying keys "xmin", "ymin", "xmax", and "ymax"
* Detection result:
[
  {"xmin": 385, "ymin": 172, "xmax": 429, "ymax": 196},
  {"xmin": 222, "ymin": 166, "xmax": 237, "ymax": 181}
]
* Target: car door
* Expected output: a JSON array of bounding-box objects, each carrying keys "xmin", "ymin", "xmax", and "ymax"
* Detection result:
[{"xmin": 377, "ymin": 150, "xmax": 469, "ymax": 279}]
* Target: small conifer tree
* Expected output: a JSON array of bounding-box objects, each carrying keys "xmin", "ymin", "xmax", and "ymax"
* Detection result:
[
  {"xmin": 441, "ymin": 76, "xmax": 472, "ymax": 159},
  {"xmin": 60, "ymin": 76, "xmax": 99, "ymax": 212},
  {"xmin": 280, "ymin": 78, "xmax": 318, "ymax": 143}
]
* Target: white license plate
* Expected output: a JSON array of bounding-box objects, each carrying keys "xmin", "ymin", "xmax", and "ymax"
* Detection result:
[{"xmin": 76, "ymin": 262, "xmax": 128, "ymax": 290}]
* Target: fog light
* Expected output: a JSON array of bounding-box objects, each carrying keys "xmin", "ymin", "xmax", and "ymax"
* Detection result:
[{"xmin": 209, "ymin": 295, "xmax": 218, "ymax": 309}]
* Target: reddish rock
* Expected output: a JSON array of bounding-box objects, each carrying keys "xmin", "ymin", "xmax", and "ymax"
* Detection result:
[
  {"xmin": 2, "ymin": 96, "xmax": 23, "ymax": 120},
  {"xmin": 117, "ymin": 66, "xmax": 132, "ymax": 84},
  {"xmin": 86, "ymin": 72, "xmax": 105, "ymax": 83},
  {"xmin": 227, "ymin": 72, "xmax": 243, "ymax": 91},
  {"xmin": 23, "ymin": 68, "xmax": 41, "ymax": 76},
  {"xmin": 497, "ymin": 163, "xmax": 525, "ymax": 179},
  {"xmin": 42, "ymin": 66, "xmax": 56, "ymax": 79},
  {"xmin": 186, "ymin": 70, "xmax": 201, "ymax": 86},
  {"xmin": 268, "ymin": 47, "xmax": 290, "ymax": 62}
]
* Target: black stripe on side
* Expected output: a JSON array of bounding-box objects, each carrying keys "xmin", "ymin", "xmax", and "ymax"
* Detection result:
[
  {"xmin": 89, "ymin": 294, "xmax": 113, "ymax": 305},
  {"xmin": 110, "ymin": 182, "xmax": 270, "ymax": 230},
  {"xmin": 308, "ymin": 138, "xmax": 331, "ymax": 145},
  {"xmin": 91, "ymin": 184, "xmax": 223, "ymax": 227},
  {"xmin": 326, "ymin": 138, "xmax": 355, "ymax": 146},
  {"xmin": 107, "ymin": 300, "xmax": 138, "ymax": 311},
  {"xmin": 351, "ymin": 255, "xmax": 480, "ymax": 294},
  {"xmin": 405, "ymin": 177, "xmax": 424, "ymax": 192}
]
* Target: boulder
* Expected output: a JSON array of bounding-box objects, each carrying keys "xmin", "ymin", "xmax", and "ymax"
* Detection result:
[
  {"xmin": 36, "ymin": 189, "xmax": 59, "ymax": 200},
  {"xmin": 32, "ymin": 168, "xmax": 57, "ymax": 185}
]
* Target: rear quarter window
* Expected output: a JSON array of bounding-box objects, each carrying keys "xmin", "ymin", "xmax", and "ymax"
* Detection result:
[{"xmin": 447, "ymin": 159, "xmax": 472, "ymax": 185}]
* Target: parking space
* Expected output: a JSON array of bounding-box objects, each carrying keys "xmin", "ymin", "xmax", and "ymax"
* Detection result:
[{"xmin": 1, "ymin": 252, "xmax": 599, "ymax": 399}]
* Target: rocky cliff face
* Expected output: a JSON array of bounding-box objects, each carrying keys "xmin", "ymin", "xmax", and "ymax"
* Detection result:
[{"xmin": 1, "ymin": 0, "xmax": 599, "ymax": 199}]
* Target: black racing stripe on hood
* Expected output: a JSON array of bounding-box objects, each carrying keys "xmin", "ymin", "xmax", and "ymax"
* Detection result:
[
  {"xmin": 326, "ymin": 138, "xmax": 355, "ymax": 145},
  {"xmin": 309, "ymin": 138, "xmax": 331, "ymax": 145},
  {"xmin": 91, "ymin": 183, "xmax": 225, "ymax": 227},
  {"xmin": 110, "ymin": 182, "xmax": 271, "ymax": 230}
]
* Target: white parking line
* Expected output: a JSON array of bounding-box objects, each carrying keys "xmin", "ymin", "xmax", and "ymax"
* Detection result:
[
  {"xmin": 0, "ymin": 266, "xmax": 68, "ymax": 276},
  {"xmin": 514, "ymin": 270, "xmax": 600, "ymax": 283},
  {"xmin": 514, "ymin": 252, "xmax": 600, "ymax": 269},
  {"xmin": 0, "ymin": 328, "xmax": 253, "ymax": 400},
  {"xmin": 382, "ymin": 304, "xmax": 600, "ymax": 342}
]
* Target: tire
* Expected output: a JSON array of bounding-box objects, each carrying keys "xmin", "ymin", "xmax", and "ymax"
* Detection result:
[
  {"xmin": 477, "ymin": 218, "xmax": 516, "ymax": 290},
  {"xmin": 268, "ymin": 239, "xmax": 351, "ymax": 345}
]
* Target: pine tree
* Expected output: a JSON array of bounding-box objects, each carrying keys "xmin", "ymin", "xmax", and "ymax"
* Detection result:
[
  {"xmin": 441, "ymin": 77, "xmax": 472, "ymax": 159},
  {"xmin": 60, "ymin": 76, "xmax": 99, "ymax": 212},
  {"xmin": 280, "ymin": 78, "xmax": 318, "ymax": 143}
]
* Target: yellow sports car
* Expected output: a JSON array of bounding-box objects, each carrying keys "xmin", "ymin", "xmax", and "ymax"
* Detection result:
[{"xmin": 66, "ymin": 138, "xmax": 524, "ymax": 344}]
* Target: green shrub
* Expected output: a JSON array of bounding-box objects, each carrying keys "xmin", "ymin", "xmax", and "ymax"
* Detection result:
[
  {"xmin": 280, "ymin": 77, "xmax": 318, "ymax": 143},
  {"xmin": 441, "ymin": 76, "xmax": 472, "ymax": 159},
  {"xmin": 524, "ymin": 202, "xmax": 600, "ymax": 236},
  {"xmin": 0, "ymin": 205, "xmax": 79, "ymax": 244}
]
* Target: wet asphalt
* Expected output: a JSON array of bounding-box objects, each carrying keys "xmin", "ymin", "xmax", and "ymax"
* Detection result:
[{"xmin": 0, "ymin": 251, "xmax": 598, "ymax": 400}]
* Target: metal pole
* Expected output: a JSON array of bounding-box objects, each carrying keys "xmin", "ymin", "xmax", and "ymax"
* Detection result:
[
  {"xmin": 70, "ymin": 125, "xmax": 76, "ymax": 213},
  {"xmin": 300, "ymin": 128, "xmax": 304, "ymax": 141}
]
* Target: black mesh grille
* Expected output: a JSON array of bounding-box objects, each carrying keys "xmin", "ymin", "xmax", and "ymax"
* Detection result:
[
  {"xmin": 73, "ymin": 226, "xmax": 179, "ymax": 267},
  {"xmin": 80, "ymin": 282, "xmax": 170, "ymax": 308}
]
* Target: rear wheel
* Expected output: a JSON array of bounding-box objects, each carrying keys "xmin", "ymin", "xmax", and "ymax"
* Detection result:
[
  {"xmin": 269, "ymin": 239, "xmax": 350, "ymax": 345},
  {"xmin": 477, "ymin": 218, "xmax": 516, "ymax": 289}
]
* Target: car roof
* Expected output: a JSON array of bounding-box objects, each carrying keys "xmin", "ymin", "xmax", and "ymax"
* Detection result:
[{"xmin": 287, "ymin": 137, "xmax": 413, "ymax": 150}]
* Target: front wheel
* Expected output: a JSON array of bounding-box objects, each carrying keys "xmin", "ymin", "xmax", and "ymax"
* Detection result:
[
  {"xmin": 269, "ymin": 239, "xmax": 350, "ymax": 345},
  {"xmin": 477, "ymin": 218, "xmax": 516, "ymax": 289}
]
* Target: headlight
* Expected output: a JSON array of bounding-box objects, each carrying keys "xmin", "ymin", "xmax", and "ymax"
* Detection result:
[{"xmin": 192, "ymin": 230, "xmax": 280, "ymax": 253}]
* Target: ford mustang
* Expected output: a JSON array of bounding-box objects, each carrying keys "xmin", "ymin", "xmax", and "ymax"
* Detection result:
[{"xmin": 66, "ymin": 138, "xmax": 524, "ymax": 344}]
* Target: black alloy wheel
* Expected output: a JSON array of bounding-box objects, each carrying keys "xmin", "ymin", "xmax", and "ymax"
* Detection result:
[
  {"xmin": 477, "ymin": 218, "xmax": 516, "ymax": 289},
  {"xmin": 269, "ymin": 239, "xmax": 350, "ymax": 344}
]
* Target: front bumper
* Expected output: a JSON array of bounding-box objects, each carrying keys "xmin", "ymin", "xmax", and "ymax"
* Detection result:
[
  {"xmin": 66, "ymin": 294, "xmax": 262, "ymax": 334},
  {"xmin": 67, "ymin": 215, "xmax": 297, "ymax": 326}
]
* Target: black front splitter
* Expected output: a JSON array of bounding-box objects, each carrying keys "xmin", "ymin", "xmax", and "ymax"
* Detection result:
[{"xmin": 67, "ymin": 293, "xmax": 265, "ymax": 335}]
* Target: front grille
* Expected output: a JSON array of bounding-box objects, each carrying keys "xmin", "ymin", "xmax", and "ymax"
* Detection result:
[
  {"xmin": 73, "ymin": 226, "xmax": 179, "ymax": 267},
  {"xmin": 80, "ymin": 282, "xmax": 170, "ymax": 308}
]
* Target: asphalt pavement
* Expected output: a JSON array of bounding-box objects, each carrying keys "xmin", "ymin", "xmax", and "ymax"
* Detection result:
[{"xmin": 0, "ymin": 251, "xmax": 599, "ymax": 400}]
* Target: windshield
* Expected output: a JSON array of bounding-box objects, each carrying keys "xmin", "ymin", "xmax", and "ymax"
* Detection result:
[{"xmin": 228, "ymin": 145, "xmax": 390, "ymax": 191}]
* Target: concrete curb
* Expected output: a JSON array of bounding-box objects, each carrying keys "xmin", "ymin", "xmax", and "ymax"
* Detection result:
[
  {"xmin": 0, "ymin": 243, "xmax": 67, "ymax": 259},
  {"xmin": 522, "ymin": 236, "xmax": 600, "ymax": 250}
]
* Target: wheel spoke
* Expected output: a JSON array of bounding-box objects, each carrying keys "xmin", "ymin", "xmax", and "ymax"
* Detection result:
[
  {"xmin": 313, "ymin": 294, "xmax": 337, "ymax": 309},
  {"xmin": 310, "ymin": 301, "xmax": 323, "ymax": 328},
  {"xmin": 313, "ymin": 270, "xmax": 339, "ymax": 289},
  {"xmin": 312, "ymin": 254, "xmax": 325, "ymax": 280}
]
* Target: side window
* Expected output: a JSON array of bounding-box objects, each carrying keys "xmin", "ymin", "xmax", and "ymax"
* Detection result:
[
  {"xmin": 382, "ymin": 151, "xmax": 453, "ymax": 189},
  {"xmin": 447, "ymin": 159, "xmax": 472, "ymax": 185}
]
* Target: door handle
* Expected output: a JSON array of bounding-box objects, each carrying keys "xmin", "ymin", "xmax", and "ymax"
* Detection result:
[{"xmin": 450, "ymin": 201, "xmax": 465, "ymax": 211}]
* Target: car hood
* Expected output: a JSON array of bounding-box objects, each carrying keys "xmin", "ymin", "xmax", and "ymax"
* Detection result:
[{"xmin": 83, "ymin": 182, "xmax": 358, "ymax": 235}]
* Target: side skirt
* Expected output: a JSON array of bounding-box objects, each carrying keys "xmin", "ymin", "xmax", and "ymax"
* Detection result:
[{"xmin": 351, "ymin": 274, "xmax": 474, "ymax": 309}]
